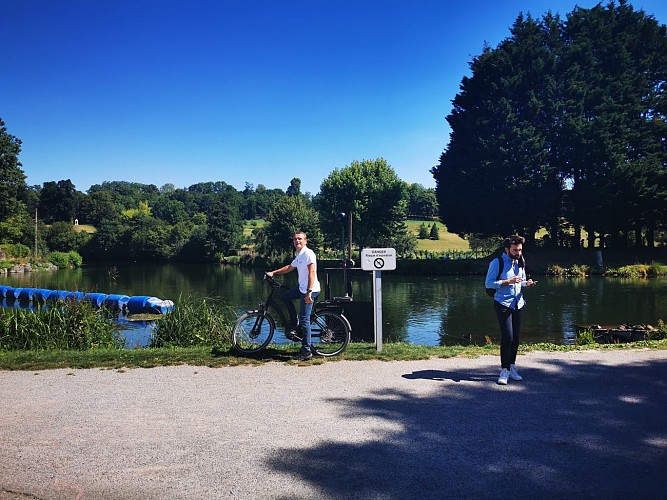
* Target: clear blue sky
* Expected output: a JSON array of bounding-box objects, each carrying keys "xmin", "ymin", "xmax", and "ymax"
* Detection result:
[{"xmin": 2, "ymin": 1, "xmax": 666, "ymax": 195}]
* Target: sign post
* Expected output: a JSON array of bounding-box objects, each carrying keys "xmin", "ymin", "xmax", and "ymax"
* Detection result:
[{"xmin": 361, "ymin": 248, "xmax": 396, "ymax": 352}]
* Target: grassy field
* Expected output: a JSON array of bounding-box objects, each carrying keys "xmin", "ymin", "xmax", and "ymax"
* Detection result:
[
  {"xmin": 243, "ymin": 219, "xmax": 469, "ymax": 253},
  {"xmin": 405, "ymin": 220, "xmax": 469, "ymax": 252},
  {"xmin": 73, "ymin": 224, "xmax": 96, "ymax": 234}
]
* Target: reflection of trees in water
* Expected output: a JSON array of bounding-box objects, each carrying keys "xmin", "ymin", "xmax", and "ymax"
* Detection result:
[{"xmin": 6, "ymin": 268, "xmax": 665, "ymax": 345}]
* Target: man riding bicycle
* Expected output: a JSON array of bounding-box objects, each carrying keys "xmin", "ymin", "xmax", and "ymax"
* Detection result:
[{"xmin": 266, "ymin": 230, "xmax": 321, "ymax": 361}]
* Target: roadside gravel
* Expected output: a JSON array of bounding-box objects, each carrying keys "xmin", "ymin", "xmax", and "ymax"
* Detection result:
[{"xmin": 1, "ymin": 348, "xmax": 666, "ymax": 499}]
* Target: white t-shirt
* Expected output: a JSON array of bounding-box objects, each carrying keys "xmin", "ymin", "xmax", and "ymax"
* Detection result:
[{"xmin": 291, "ymin": 246, "xmax": 321, "ymax": 294}]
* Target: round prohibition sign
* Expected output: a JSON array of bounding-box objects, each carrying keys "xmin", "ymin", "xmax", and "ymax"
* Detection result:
[{"xmin": 373, "ymin": 257, "xmax": 385, "ymax": 269}]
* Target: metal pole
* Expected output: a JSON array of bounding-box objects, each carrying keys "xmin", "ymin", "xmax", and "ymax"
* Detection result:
[
  {"xmin": 372, "ymin": 270, "xmax": 383, "ymax": 352},
  {"xmin": 34, "ymin": 208, "xmax": 38, "ymax": 258}
]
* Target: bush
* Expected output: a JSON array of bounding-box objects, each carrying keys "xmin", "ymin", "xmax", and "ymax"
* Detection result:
[
  {"xmin": 49, "ymin": 251, "xmax": 83, "ymax": 269},
  {"xmin": 0, "ymin": 243, "xmax": 31, "ymax": 259},
  {"xmin": 0, "ymin": 300, "xmax": 122, "ymax": 351},
  {"xmin": 68, "ymin": 251, "xmax": 83, "ymax": 267},
  {"xmin": 150, "ymin": 295, "xmax": 234, "ymax": 347},
  {"xmin": 575, "ymin": 328, "xmax": 596, "ymax": 346}
]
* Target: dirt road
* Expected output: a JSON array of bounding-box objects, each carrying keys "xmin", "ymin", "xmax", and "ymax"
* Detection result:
[{"xmin": 2, "ymin": 348, "xmax": 666, "ymax": 499}]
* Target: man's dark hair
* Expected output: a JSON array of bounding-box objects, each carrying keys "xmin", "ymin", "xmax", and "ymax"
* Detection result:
[{"xmin": 503, "ymin": 235, "xmax": 525, "ymax": 249}]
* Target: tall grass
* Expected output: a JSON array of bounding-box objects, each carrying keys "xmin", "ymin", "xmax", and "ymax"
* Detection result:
[
  {"xmin": 604, "ymin": 262, "xmax": 667, "ymax": 278},
  {"xmin": 0, "ymin": 300, "xmax": 122, "ymax": 351},
  {"xmin": 150, "ymin": 295, "xmax": 235, "ymax": 348}
]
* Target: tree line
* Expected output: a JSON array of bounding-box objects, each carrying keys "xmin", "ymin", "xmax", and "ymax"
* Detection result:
[
  {"xmin": 432, "ymin": 1, "xmax": 667, "ymax": 249},
  {"xmin": 0, "ymin": 123, "xmax": 437, "ymax": 263}
]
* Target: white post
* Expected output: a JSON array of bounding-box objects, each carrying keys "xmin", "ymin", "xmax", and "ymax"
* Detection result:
[{"xmin": 372, "ymin": 270, "xmax": 383, "ymax": 352}]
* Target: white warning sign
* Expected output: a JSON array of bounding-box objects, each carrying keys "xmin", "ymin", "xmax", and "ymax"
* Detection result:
[{"xmin": 361, "ymin": 248, "xmax": 396, "ymax": 271}]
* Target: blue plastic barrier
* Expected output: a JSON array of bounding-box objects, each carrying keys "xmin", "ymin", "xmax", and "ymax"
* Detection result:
[
  {"xmin": 103, "ymin": 294, "xmax": 130, "ymax": 310},
  {"xmin": 126, "ymin": 295, "xmax": 152, "ymax": 314},
  {"xmin": 143, "ymin": 297, "xmax": 175, "ymax": 314},
  {"xmin": 0, "ymin": 287, "xmax": 171, "ymax": 315},
  {"xmin": 47, "ymin": 290, "xmax": 76, "ymax": 301},
  {"xmin": 32, "ymin": 289, "xmax": 53, "ymax": 302},
  {"xmin": 17, "ymin": 288, "xmax": 36, "ymax": 302},
  {"xmin": 83, "ymin": 292, "xmax": 108, "ymax": 307}
]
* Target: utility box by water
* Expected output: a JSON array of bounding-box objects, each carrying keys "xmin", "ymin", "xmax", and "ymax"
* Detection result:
[{"xmin": 338, "ymin": 300, "xmax": 374, "ymax": 342}]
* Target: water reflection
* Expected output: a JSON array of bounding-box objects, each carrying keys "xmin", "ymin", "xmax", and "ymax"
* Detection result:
[{"xmin": 2, "ymin": 265, "xmax": 666, "ymax": 346}]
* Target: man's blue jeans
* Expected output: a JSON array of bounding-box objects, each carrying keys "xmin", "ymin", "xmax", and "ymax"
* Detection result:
[{"xmin": 282, "ymin": 286, "xmax": 319, "ymax": 352}]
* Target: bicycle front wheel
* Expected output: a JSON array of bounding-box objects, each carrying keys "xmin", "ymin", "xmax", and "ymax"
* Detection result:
[
  {"xmin": 232, "ymin": 311, "xmax": 275, "ymax": 354},
  {"xmin": 310, "ymin": 310, "xmax": 350, "ymax": 357}
]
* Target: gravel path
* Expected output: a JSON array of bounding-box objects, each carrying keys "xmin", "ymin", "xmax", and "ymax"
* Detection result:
[{"xmin": 1, "ymin": 348, "xmax": 667, "ymax": 499}]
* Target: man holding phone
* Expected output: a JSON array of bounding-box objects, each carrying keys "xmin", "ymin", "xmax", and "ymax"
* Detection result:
[{"xmin": 485, "ymin": 235, "xmax": 537, "ymax": 385}]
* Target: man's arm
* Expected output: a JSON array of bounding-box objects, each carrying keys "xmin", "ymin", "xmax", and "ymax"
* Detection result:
[{"xmin": 266, "ymin": 264, "xmax": 294, "ymax": 277}]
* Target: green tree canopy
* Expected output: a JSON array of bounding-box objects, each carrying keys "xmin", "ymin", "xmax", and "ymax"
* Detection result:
[
  {"xmin": 0, "ymin": 118, "xmax": 27, "ymax": 222},
  {"xmin": 258, "ymin": 195, "xmax": 322, "ymax": 257},
  {"xmin": 432, "ymin": 2, "xmax": 667, "ymax": 248},
  {"xmin": 316, "ymin": 158, "xmax": 409, "ymax": 251}
]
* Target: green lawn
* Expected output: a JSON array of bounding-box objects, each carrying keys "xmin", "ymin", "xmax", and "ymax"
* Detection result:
[
  {"xmin": 406, "ymin": 220, "xmax": 470, "ymax": 252},
  {"xmin": 243, "ymin": 219, "xmax": 470, "ymax": 253}
]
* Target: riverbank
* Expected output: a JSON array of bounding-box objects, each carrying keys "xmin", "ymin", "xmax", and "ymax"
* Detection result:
[
  {"xmin": 1, "ymin": 339, "xmax": 666, "ymax": 371},
  {"xmin": 2, "ymin": 347, "xmax": 666, "ymax": 499}
]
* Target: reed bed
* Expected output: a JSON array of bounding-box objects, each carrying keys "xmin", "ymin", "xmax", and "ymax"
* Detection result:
[
  {"xmin": 150, "ymin": 295, "xmax": 235, "ymax": 348},
  {"xmin": 0, "ymin": 299, "xmax": 122, "ymax": 351}
]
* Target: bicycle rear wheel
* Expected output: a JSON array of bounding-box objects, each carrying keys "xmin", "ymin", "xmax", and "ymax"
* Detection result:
[
  {"xmin": 310, "ymin": 310, "xmax": 350, "ymax": 357},
  {"xmin": 232, "ymin": 311, "xmax": 275, "ymax": 354}
]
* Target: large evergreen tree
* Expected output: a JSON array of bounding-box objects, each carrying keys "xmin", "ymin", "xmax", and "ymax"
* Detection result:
[{"xmin": 432, "ymin": 1, "xmax": 667, "ymax": 248}]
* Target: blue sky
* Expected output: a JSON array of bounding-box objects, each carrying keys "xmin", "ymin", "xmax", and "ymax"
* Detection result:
[{"xmin": 2, "ymin": 1, "xmax": 666, "ymax": 196}]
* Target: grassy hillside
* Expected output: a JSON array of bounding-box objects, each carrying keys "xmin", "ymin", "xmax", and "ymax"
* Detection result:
[
  {"xmin": 73, "ymin": 224, "xmax": 96, "ymax": 234},
  {"xmin": 242, "ymin": 219, "xmax": 470, "ymax": 253},
  {"xmin": 406, "ymin": 220, "xmax": 470, "ymax": 252}
]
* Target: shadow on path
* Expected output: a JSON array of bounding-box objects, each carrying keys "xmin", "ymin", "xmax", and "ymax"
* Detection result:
[{"xmin": 266, "ymin": 357, "xmax": 667, "ymax": 499}]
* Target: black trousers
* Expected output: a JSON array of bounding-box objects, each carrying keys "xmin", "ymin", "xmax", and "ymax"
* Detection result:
[{"xmin": 494, "ymin": 301, "xmax": 525, "ymax": 369}]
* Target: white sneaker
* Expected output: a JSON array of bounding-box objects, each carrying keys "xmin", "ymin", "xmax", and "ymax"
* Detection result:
[
  {"xmin": 509, "ymin": 364, "xmax": 523, "ymax": 381},
  {"xmin": 497, "ymin": 368, "xmax": 509, "ymax": 385}
]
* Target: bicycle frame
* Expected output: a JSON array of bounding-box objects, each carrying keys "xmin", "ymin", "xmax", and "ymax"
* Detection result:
[{"xmin": 255, "ymin": 275, "xmax": 346, "ymax": 331}]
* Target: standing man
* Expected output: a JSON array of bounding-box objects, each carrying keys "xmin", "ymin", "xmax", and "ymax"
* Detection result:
[
  {"xmin": 485, "ymin": 235, "xmax": 536, "ymax": 385},
  {"xmin": 266, "ymin": 230, "xmax": 321, "ymax": 361}
]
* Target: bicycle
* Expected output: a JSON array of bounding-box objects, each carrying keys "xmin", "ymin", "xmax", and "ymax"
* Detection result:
[{"xmin": 232, "ymin": 274, "xmax": 351, "ymax": 356}]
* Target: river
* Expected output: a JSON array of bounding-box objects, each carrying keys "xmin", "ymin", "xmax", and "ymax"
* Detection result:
[{"xmin": 1, "ymin": 263, "xmax": 665, "ymax": 346}]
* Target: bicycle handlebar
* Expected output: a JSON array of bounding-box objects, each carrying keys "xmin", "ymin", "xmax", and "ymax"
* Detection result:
[{"xmin": 263, "ymin": 273, "xmax": 284, "ymax": 289}]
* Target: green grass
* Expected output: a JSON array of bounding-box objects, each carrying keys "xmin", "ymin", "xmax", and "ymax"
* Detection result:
[
  {"xmin": 405, "ymin": 220, "xmax": 470, "ymax": 252},
  {"xmin": 73, "ymin": 224, "xmax": 96, "ymax": 234},
  {"xmin": 1, "ymin": 339, "xmax": 665, "ymax": 371}
]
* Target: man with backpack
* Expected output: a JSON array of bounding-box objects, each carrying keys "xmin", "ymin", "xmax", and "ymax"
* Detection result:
[{"xmin": 485, "ymin": 235, "xmax": 537, "ymax": 385}]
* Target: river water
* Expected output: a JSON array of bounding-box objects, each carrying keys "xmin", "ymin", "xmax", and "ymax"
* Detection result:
[{"xmin": 2, "ymin": 263, "xmax": 665, "ymax": 346}]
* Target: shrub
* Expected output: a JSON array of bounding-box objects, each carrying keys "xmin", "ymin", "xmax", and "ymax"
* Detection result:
[
  {"xmin": 0, "ymin": 300, "xmax": 121, "ymax": 351},
  {"xmin": 48, "ymin": 251, "xmax": 83, "ymax": 269},
  {"xmin": 576, "ymin": 328, "xmax": 596, "ymax": 346},
  {"xmin": 647, "ymin": 320, "xmax": 667, "ymax": 341},
  {"xmin": 49, "ymin": 251, "xmax": 70, "ymax": 268},
  {"xmin": 150, "ymin": 295, "xmax": 234, "ymax": 347},
  {"xmin": 0, "ymin": 243, "xmax": 31, "ymax": 259},
  {"xmin": 547, "ymin": 265, "xmax": 565, "ymax": 276},
  {"xmin": 68, "ymin": 251, "xmax": 83, "ymax": 267}
]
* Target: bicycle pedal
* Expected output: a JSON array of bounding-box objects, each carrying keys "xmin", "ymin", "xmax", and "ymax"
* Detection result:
[{"xmin": 286, "ymin": 331, "xmax": 302, "ymax": 342}]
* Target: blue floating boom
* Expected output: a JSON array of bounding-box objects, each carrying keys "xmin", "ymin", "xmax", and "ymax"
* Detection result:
[
  {"xmin": 102, "ymin": 294, "xmax": 130, "ymax": 310},
  {"xmin": 0, "ymin": 285, "xmax": 171, "ymax": 315},
  {"xmin": 83, "ymin": 292, "xmax": 108, "ymax": 307}
]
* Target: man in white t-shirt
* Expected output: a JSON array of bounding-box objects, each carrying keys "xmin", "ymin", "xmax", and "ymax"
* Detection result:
[{"xmin": 266, "ymin": 231, "xmax": 321, "ymax": 360}]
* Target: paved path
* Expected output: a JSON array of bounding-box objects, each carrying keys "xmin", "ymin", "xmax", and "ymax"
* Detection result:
[{"xmin": 1, "ymin": 349, "xmax": 667, "ymax": 499}]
